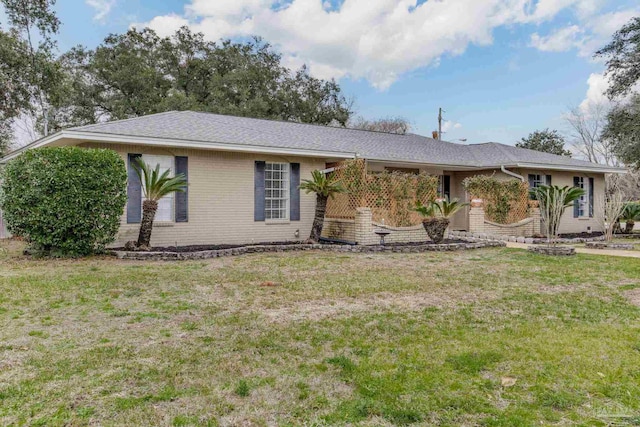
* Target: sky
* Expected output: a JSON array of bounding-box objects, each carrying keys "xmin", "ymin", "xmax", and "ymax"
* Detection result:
[{"xmin": 6, "ymin": 0, "xmax": 640, "ymax": 146}]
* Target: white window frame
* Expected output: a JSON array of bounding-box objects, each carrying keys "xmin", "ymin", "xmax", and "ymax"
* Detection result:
[
  {"xmin": 264, "ymin": 162, "xmax": 290, "ymax": 221},
  {"xmin": 141, "ymin": 154, "xmax": 175, "ymax": 222},
  {"xmin": 576, "ymin": 177, "xmax": 589, "ymax": 218},
  {"xmin": 530, "ymin": 174, "xmax": 547, "ymax": 188}
]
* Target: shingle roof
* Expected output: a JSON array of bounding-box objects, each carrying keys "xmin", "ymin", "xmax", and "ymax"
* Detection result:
[{"xmin": 60, "ymin": 111, "xmax": 619, "ymax": 172}]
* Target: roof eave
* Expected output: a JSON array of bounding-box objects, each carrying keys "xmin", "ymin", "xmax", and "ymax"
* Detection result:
[
  {"xmin": 1, "ymin": 130, "xmax": 357, "ymax": 163},
  {"xmin": 514, "ymin": 162, "xmax": 627, "ymax": 174}
]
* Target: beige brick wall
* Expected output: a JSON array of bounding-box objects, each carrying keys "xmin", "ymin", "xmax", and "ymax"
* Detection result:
[
  {"xmin": 80, "ymin": 142, "xmax": 325, "ymax": 247},
  {"xmin": 322, "ymin": 218, "xmax": 356, "ymax": 242},
  {"xmin": 519, "ymin": 169, "xmax": 605, "ymax": 234}
]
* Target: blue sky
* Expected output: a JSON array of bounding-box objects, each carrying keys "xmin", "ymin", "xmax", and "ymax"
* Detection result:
[{"xmin": 14, "ymin": 1, "xmax": 640, "ymax": 146}]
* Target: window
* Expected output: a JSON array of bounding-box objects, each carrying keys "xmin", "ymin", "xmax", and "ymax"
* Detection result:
[
  {"xmin": 530, "ymin": 174, "xmax": 546, "ymax": 188},
  {"xmin": 575, "ymin": 177, "xmax": 589, "ymax": 218},
  {"xmin": 438, "ymin": 175, "xmax": 451, "ymax": 199},
  {"xmin": 141, "ymin": 154, "xmax": 174, "ymax": 222},
  {"xmin": 264, "ymin": 162, "xmax": 289, "ymax": 220}
]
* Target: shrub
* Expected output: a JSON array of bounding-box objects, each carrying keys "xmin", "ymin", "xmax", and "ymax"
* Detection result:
[{"xmin": 0, "ymin": 147, "xmax": 127, "ymax": 256}]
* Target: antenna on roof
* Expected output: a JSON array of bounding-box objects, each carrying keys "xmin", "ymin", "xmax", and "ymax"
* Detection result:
[{"xmin": 437, "ymin": 107, "xmax": 445, "ymax": 141}]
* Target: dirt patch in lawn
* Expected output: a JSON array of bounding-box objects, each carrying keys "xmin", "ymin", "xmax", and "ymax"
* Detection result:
[
  {"xmin": 261, "ymin": 291, "xmax": 495, "ymax": 322},
  {"xmin": 624, "ymin": 288, "xmax": 640, "ymax": 307}
]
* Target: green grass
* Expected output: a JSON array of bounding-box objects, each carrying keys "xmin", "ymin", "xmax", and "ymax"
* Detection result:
[{"xmin": 1, "ymin": 239, "xmax": 640, "ymax": 425}]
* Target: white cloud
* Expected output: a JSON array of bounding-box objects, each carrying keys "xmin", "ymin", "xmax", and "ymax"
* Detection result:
[
  {"xmin": 86, "ymin": 0, "xmax": 116, "ymax": 22},
  {"xmin": 130, "ymin": 14, "xmax": 190, "ymax": 37},
  {"xmin": 579, "ymin": 72, "xmax": 611, "ymax": 113},
  {"xmin": 529, "ymin": 7, "xmax": 639, "ymax": 57},
  {"xmin": 530, "ymin": 25, "xmax": 583, "ymax": 52},
  {"xmin": 442, "ymin": 120, "xmax": 462, "ymax": 133},
  {"xmin": 131, "ymin": 0, "xmax": 604, "ymax": 90}
]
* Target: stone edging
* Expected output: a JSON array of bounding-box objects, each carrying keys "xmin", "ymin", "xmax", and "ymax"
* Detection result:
[
  {"xmin": 527, "ymin": 246, "xmax": 576, "ymax": 256},
  {"xmin": 449, "ymin": 230, "xmax": 609, "ymax": 245},
  {"xmin": 113, "ymin": 240, "xmax": 506, "ymax": 261},
  {"xmin": 585, "ymin": 242, "xmax": 635, "ymax": 250}
]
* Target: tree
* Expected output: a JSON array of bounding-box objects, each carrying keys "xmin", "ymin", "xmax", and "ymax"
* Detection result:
[
  {"xmin": 299, "ymin": 170, "xmax": 344, "ymax": 242},
  {"xmin": 0, "ymin": 0, "xmax": 63, "ymax": 151},
  {"xmin": 516, "ymin": 129, "xmax": 572, "ymax": 156},
  {"xmin": 595, "ymin": 192, "xmax": 626, "ymax": 242},
  {"xmin": 566, "ymin": 104, "xmax": 617, "ymax": 166},
  {"xmin": 595, "ymin": 17, "xmax": 640, "ymax": 99},
  {"xmin": 530, "ymin": 185, "xmax": 585, "ymax": 246},
  {"xmin": 51, "ymin": 27, "xmax": 353, "ymax": 130},
  {"xmin": 348, "ymin": 116, "xmax": 411, "ymax": 134},
  {"xmin": 0, "ymin": 147, "xmax": 127, "ymax": 256},
  {"xmin": 133, "ymin": 159, "xmax": 188, "ymax": 249},
  {"xmin": 604, "ymin": 93, "xmax": 640, "ymax": 168}
]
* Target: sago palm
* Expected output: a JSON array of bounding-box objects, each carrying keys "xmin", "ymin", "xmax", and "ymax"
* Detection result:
[
  {"xmin": 438, "ymin": 197, "xmax": 468, "ymax": 218},
  {"xmin": 299, "ymin": 170, "xmax": 344, "ymax": 241},
  {"xmin": 134, "ymin": 158, "xmax": 187, "ymax": 248},
  {"xmin": 530, "ymin": 185, "xmax": 585, "ymax": 243},
  {"xmin": 414, "ymin": 197, "xmax": 467, "ymax": 243},
  {"xmin": 621, "ymin": 202, "xmax": 640, "ymax": 234}
]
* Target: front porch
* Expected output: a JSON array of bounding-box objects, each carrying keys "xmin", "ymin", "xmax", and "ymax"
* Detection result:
[{"xmin": 322, "ymin": 159, "xmax": 541, "ymax": 245}]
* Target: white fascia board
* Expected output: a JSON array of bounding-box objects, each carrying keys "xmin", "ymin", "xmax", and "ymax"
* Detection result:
[
  {"xmin": 1, "ymin": 131, "xmax": 356, "ymax": 162},
  {"xmin": 515, "ymin": 162, "xmax": 627, "ymax": 174},
  {"xmin": 364, "ymin": 158, "xmax": 480, "ymax": 170}
]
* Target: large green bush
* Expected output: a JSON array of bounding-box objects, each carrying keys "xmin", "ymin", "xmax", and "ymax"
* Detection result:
[{"xmin": 0, "ymin": 147, "xmax": 127, "ymax": 256}]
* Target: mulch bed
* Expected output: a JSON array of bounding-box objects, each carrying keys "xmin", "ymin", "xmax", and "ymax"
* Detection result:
[
  {"xmin": 557, "ymin": 232, "xmax": 604, "ymax": 239},
  {"xmin": 113, "ymin": 241, "xmax": 322, "ymax": 253}
]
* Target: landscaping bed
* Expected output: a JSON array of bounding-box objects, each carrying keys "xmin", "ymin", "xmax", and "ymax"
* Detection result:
[{"xmin": 113, "ymin": 239, "xmax": 504, "ymax": 261}]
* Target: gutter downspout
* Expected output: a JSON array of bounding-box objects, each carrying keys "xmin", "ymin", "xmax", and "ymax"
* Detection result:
[{"xmin": 501, "ymin": 165, "xmax": 525, "ymax": 182}]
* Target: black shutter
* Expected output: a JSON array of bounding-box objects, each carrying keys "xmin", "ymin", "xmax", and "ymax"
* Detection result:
[
  {"xmin": 127, "ymin": 154, "xmax": 142, "ymax": 223},
  {"xmin": 175, "ymin": 156, "xmax": 188, "ymax": 222},
  {"xmin": 573, "ymin": 176, "xmax": 580, "ymax": 218},
  {"xmin": 254, "ymin": 161, "xmax": 266, "ymax": 221},
  {"xmin": 528, "ymin": 174, "xmax": 536, "ymax": 200},
  {"xmin": 290, "ymin": 163, "xmax": 300, "ymax": 221},
  {"xmin": 546, "ymin": 175, "xmax": 552, "ymax": 186},
  {"xmin": 443, "ymin": 175, "xmax": 451, "ymax": 199},
  {"xmin": 589, "ymin": 177, "xmax": 594, "ymax": 218}
]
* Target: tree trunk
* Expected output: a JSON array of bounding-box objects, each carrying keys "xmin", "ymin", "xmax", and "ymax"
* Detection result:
[
  {"xmin": 309, "ymin": 194, "xmax": 328, "ymax": 242},
  {"xmin": 137, "ymin": 199, "xmax": 158, "ymax": 249},
  {"xmin": 422, "ymin": 217, "xmax": 449, "ymax": 244},
  {"xmin": 614, "ymin": 219, "xmax": 623, "ymax": 235},
  {"xmin": 625, "ymin": 220, "xmax": 635, "ymax": 234}
]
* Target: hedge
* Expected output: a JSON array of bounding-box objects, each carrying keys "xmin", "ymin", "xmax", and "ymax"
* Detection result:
[{"xmin": 0, "ymin": 147, "xmax": 127, "ymax": 256}]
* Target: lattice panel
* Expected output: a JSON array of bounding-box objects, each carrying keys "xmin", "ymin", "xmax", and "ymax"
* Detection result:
[
  {"xmin": 325, "ymin": 160, "xmax": 439, "ymax": 227},
  {"xmin": 469, "ymin": 181, "xmax": 531, "ymax": 224}
]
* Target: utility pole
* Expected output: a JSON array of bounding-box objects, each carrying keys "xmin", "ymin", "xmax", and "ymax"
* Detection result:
[{"xmin": 437, "ymin": 107, "xmax": 444, "ymax": 140}]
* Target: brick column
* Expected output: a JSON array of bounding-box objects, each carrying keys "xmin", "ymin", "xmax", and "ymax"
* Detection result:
[
  {"xmin": 468, "ymin": 199, "xmax": 485, "ymax": 234},
  {"xmin": 354, "ymin": 207, "xmax": 376, "ymax": 245},
  {"xmin": 531, "ymin": 206, "xmax": 541, "ymax": 235}
]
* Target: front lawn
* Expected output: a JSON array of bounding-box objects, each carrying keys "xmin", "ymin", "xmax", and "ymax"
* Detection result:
[{"xmin": 1, "ymin": 240, "xmax": 640, "ymax": 426}]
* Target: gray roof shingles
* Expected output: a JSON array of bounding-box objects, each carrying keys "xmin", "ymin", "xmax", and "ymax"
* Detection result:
[{"xmin": 67, "ymin": 111, "xmax": 616, "ymax": 171}]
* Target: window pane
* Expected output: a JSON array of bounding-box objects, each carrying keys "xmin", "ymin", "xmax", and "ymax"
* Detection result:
[
  {"xmin": 141, "ymin": 154, "xmax": 174, "ymax": 222},
  {"xmin": 264, "ymin": 162, "xmax": 289, "ymax": 220}
]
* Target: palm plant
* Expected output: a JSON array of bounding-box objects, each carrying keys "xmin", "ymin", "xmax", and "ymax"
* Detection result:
[
  {"xmin": 299, "ymin": 170, "xmax": 345, "ymax": 241},
  {"xmin": 134, "ymin": 158, "xmax": 187, "ymax": 248},
  {"xmin": 530, "ymin": 185, "xmax": 585, "ymax": 246},
  {"xmin": 621, "ymin": 202, "xmax": 640, "ymax": 234},
  {"xmin": 414, "ymin": 197, "xmax": 467, "ymax": 243}
]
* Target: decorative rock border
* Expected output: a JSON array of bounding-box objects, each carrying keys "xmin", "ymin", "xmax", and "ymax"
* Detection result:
[
  {"xmin": 527, "ymin": 246, "xmax": 576, "ymax": 256},
  {"xmin": 585, "ymin": 242, "xmax": 635, "ymax": 250},
  {"xmin": 113, "ymin": 239, "xmax": 506, "ymax": 261},
  {"xmin": 449, "ymin": 230, "xmax": 608, "ymax": 245}
]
